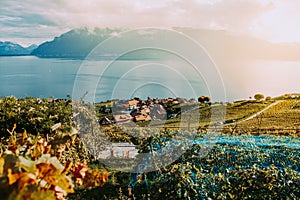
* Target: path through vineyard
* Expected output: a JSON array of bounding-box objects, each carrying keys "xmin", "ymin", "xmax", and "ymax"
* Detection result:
[
  {"xmin": 242, "ymin": 100, "xmax": 283, "ymax": 122},
  {"xmin": 222, "ymin": 100, "xmax": 283, "ymax": 127}
]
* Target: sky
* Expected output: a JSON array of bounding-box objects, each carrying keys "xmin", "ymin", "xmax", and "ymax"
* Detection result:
[{"xmin": 1, "ymin": 0, "xmax": 300, "ymax": 46}]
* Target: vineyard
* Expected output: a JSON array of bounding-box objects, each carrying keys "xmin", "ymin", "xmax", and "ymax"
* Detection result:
[
  {"xmin": 238, "ymin": 99, "xmax": 300, "ymax": 135},
  {"xmin": 0, "ymin": 96, "xmax": 300, "ymax": 199},
  {"xmin": 71, "ymin": 128, "xmax": 300, "ymax": 199}
]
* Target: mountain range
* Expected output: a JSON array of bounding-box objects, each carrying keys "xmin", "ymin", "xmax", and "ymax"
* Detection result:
[
  {"xmin": 1, "ymin": 27, "xmax": 300, "ymax": 61},
  {"xmin": 0, "ymin": 41, "xmax": 37, "ymax": 56},
  {"xmin": 31, "ymin": 28, "xmax": 122, "ymax": 59}
]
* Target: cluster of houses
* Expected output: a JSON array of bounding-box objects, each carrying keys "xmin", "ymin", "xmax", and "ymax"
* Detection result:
[{"xmin": 100, "ymin": 97, "xmax": 197, "ymax": 125}]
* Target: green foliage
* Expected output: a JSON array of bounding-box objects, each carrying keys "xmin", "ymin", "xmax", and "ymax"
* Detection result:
[
  {"xmin": 78, "ymin": 133, "xmax": 300, "ymax": 199},
  {"xmin": 198, "ymin": 96, "xmax": 210, "ymax": 103},
  {"xmin": 205, "ymin": 165, "xmax": 300, "ymax": 199},
  {"xmin": 0, "ymin": 96, "xmax": 73, "ymax": 136},
  {"xmin": 254, "ymin": 94, "xmax": 265, "ymax": 101},
  {"xmin": 87, "ymin": 126, "xmax": 300, "ymax": 199},
  {"xmin": 265, "ymin": 96, "xmax": 272, "ymax": 101},
  {"xmin": 138, "ymin": 138, "xmax": 300, "ymax": 199}
]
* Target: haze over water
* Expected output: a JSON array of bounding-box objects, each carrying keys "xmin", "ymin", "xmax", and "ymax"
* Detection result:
[{"xmin": 1, "ymin": 56, "xmax": 300, "ymax": 102}]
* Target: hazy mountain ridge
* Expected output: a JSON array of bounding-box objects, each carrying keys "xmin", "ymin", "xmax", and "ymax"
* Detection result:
[
  {"xmin": 32, "ymin": 27, "xmax": 300, "ymax": 60},
  {"xmin": 3, "ymin": 27, "xmax": 300, "ymax": 60},
  {"xmin": 31, "ymin": 28, "xmax": 123, "ymax": 59},
  {"xmin": 0, "ymin": 41, "xmax": 37, "ymax": 56}
]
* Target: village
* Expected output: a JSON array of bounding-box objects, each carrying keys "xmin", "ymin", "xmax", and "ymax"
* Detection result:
[{"xmin": 98, "ymin": 96, "xmax": 203, "ymax": 125}]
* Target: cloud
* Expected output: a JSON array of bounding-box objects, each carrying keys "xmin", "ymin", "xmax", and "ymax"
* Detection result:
[
  {"xmin": 0, "ymin": 0, "xmax": 274, "ymax": 45},
  {"xmin": 251, "ymin": 1, "xmax": 300, "ymax": 42},
  {"xmin": 0, "ymin": 1, "xmax": 68, "ymax": 45}
]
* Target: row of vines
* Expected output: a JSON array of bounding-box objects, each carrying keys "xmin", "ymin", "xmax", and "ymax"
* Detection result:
[{"xmin": 1, "ymin": 97, "xmax": 300, "ymax": 199}]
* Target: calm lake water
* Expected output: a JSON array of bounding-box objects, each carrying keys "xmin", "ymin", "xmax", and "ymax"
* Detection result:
[
  {"xmin": 0, "ymin": 56, "xmax": 210, "ymax": 102},
  {"xmin": 1, "ymin": 56, "xmax": 300, "ymax": 102},
  {"xmin": 0, "ymin": 56, "xmax": 80, "ymax": 99}
]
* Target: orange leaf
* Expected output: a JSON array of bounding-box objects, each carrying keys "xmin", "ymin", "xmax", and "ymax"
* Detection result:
[
  {"xmin": 37, "ymin": 162, "xmax": 74, "ymax": 193},
  {"xmin": 7, "ymin": 168, "xmax": 22, "ymax": 185},
  {"xmin": 22, "ymin": 129, "xmax": 27, "ymax": 143},
  {"xmin": 17, "ymin": 172, "xmax": 37, "ymax": 189},
  {"xmin": 72, "ymin": 165, "xmax": 88, "ymax": 179},
  {"xmin": 83, "ymin": 170, "xmax": 108, "ymax": 188},
  {"xmin": 62, "ymin": 161, "xmax": 72, "ymax": 175},
  {"xmin": 37, "ymin": 163, "xmax": 58, "ymax": 178},
  {"xmin": 0, "ymin": 157, "xmax": 4, "ymax": 175}
]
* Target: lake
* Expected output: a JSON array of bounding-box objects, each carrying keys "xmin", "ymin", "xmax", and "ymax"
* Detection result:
[
  {"xmin": 0, "ymin": 56, "xmax": 80, "ymax": 99},
  {"xmin": 0, "ymin": 56, "xmax": 213, "ymax": 102},
  {"xmin": 1, "ymin": 56, "xmax": 300, "ymax": 102}
]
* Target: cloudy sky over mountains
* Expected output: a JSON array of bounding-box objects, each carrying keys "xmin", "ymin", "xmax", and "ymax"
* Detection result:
[{"xmin": 0, "ymin": 0, "xmax": 300, "ymax": 46}]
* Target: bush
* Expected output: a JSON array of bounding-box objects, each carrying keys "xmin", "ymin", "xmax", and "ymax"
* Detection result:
[
  {"xmin": 265, "ymin": 96, "xmax": 272, "ymax": 101},
  {"xmin": 254, "ymin": 94, "xmax": 264, "ymax": 101},
  {"xmin": 0, "ymin": 97, "xmax": 73, "ymax": 137}
]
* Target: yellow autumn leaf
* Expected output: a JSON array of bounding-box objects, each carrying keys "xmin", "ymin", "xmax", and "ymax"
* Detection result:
[
  {"xmin": 228, "ymin": 193, "xmax": 235, "ymax": 199},
  {"xmin": 7, "ymin": 168, "xmax": 22, "ymax": 185},
  {"xmin": 0, "ymin": 157, "xmax": 4, "ymax": 175},
  {"xmin": 22, "ymin": 129, "xmax": 28, "ymax": 143},
  {"xmin": 30, "ymin": 190, "xmax": 56, "ymax": 200},
  {"xmin": 37, "ymin": 163, "xmax": 58, "ymax": 178},
  {"xmin": 17, "ymin": 172, "xmax": 37, "ymax": 189},
  {"xmin": 37, "ymin": 162, "xmax": 74, "ymax": 193},
  {"xmin": 43, "ymin": 173, "xmax": 74, "ymax": 193},
  {"xmin": 47, "ymin": 157, "xmax": 64, "ymax": 173}
]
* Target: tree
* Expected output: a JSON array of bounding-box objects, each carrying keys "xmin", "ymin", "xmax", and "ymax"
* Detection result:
[
  {"xmin": 265, "ymin": 96, "xmax": 272, "ymax": 101},
  {"xmin": 254, "ymin": 94, "xmax": 264, "ymax": 101},
  {"xmin": 198, "ymin": 96, "xmax": 210, "ymax": 103},
  {"xmin": 203, "ymin": 96, "xmax": 210, "ymax": 103}
]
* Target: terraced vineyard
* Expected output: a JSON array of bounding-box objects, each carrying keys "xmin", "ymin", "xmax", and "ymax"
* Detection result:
[
  {"xmin": 1, "ymin": 96, "xmax": 300, "ymax": 199},
  {"xmin": 224, "ymin": 100, "xmax": 272, "ymax": 122},
  {"xmin": 238, "ymin": 100, "xmax": 300, "ymax": 135}
]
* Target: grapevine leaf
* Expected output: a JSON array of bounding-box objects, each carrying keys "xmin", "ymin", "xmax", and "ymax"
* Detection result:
[
  {"xmin": 36, "ymin": 154, "xmax": 51, "ymax": 164},
  {"xmin": 36, "ymin": 163, "xmax": 74, "ymax": 193},
  {"xmin": 48, "ymin": 157, "xmax": 64, "ymax": 173},
  {"xmin": 17, "ymin": 172, "xmax": 37, "ymax": 189},
  {"xmin": 36, "ymin": 163, "xmax": 58, "ymax": 178},
  {"xmin": 19, "ymin": 156, "xmax": 36, "ymax": 173}
]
